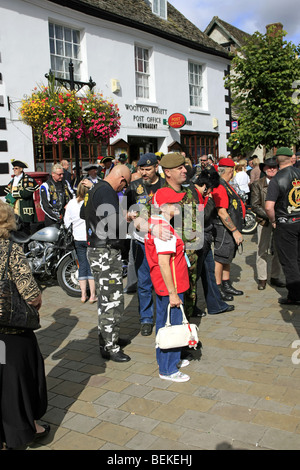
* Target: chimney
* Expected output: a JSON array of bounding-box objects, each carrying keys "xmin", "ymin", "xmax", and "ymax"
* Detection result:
[{"xmin": 266, "ymin": 22, "xmax": 283, "ymax": 38}]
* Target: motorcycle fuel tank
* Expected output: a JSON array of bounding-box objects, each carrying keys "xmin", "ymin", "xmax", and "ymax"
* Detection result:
[{"xmin": 30, "ymin": 226, "xmax": 60, "ymax": 243}]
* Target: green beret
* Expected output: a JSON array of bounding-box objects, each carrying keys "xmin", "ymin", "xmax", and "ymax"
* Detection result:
[
  {"xmin": 275, "ymin": 147, "xmax": 293, "ymax": 157},
  {"xmin": 160, "ymin": 152, "xmax": 185, "ymax": 169}
]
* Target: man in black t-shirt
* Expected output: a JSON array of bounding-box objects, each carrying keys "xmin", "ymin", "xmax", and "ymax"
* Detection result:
[
  {"xmin": 123, "ymin": 153, "xmax": 164, "ymax": 336},
  {"xmin": 81, "ymin": 165, "xmax": 132, "ymax": 362},
  {"xmin": 266, "ymin": 147, "xmax": 300, "ymax": 305}
]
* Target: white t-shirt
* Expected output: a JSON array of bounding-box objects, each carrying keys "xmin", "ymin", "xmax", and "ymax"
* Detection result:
[
  {"xmin": 233, "ymin": 171, "xmax": 250, "ymax": 193},
  {"xmin": 64, "ymin": 198, "xmax": 87, "ymax": 241}
]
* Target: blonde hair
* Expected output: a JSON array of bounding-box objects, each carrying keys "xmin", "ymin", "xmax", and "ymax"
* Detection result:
[
  {"xmin": 76, "ymin": 180, "xmax": 89, "ymax": 201},
  {"xmin": 0, "ymin": 200, "xmax": 17, "ymax": 239},
  {"xmin": 235, "ymin": 159, "xmax": 247, "ymax": 172}
]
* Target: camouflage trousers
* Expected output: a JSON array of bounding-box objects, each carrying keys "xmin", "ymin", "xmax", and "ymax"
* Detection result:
[
  {"xmin": 184, "ymin": 250, "xmax": 198, "ymax": 320},
  {"xmin": 87, "ymin": 246, "xmax": 124, "ymax": 353}
]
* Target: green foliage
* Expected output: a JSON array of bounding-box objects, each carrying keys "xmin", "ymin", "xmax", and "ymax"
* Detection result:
[{"xmin": 225, "ymin": 27, "xmax": 300, "ymax": 152}]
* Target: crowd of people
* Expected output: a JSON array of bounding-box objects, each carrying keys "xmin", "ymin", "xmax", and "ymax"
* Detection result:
[{"xmin": 1, "ymin": 146, "xmax": 300, "ymax": 449}]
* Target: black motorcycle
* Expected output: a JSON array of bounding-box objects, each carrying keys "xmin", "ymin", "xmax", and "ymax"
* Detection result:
[
  {"xmin": 238, "ymin": 191, "xmax": 258, "ymax": 235},
  {"xmin": 11, "ymin": 223, "xmax": 81, "ymax": 297}
]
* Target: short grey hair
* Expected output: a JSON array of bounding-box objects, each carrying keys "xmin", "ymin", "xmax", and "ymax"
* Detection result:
[
  {"xmin": 52, "ymin": 163, "xmax": 63, "ymax": 174},
  {"xmin": 218, "ymin": 167, "xmax": 226, "ymax": 177}
]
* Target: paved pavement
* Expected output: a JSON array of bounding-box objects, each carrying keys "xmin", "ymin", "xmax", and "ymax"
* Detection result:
[{"xmin": 29, "ymin": 232, "xmax": 300, "ymax": 451}]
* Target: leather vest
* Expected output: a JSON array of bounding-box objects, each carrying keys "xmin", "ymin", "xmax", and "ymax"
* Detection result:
[
  {"xmin": 83, "ymin": 181, "xmax": 124, "ymax": 249},
  {"xmin": 274, "ymin": 166, "xmax": 300, "ymax": 223},
  {"xmin": 128, "ymin": 176, "xmax": 164, "ymax": 206},
  {"xmin": 214, "ymin": 179, "xmax": 244, "ymax": 231}
]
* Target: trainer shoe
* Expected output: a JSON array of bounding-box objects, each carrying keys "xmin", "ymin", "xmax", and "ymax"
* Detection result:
[
  {"xmin": 177, "ymin": 359, "xmax": 190, "ymax": 368},
  {"xmin": 159, "ymin": 371, "xmax": 190, "ymax": 382}
]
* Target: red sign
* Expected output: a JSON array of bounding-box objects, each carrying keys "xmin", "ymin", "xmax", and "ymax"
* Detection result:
[{"xmin": 168, "ymin": 113, "xmax": 186, "ymax": 129}]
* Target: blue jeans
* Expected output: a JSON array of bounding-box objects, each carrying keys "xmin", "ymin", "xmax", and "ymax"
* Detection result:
[
  {"xmin": 75, "ymin": 240, "xmax": 93, "ymax": 280},
  {"xmin": 201, "ymin": 249, "xmax": 228, "ymax": 314},
  {"xmin": 156, "ymin": 294, "xmax": 183, "ymax": 376},
  {"xmin": 132, "ymin": 239, "xmax": 154, "ymax": 325}
]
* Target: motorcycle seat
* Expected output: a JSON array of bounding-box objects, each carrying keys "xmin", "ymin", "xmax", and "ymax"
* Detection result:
[{"xmin": 10, "ymin": 231, "xmax": 32, "ymax": 244}]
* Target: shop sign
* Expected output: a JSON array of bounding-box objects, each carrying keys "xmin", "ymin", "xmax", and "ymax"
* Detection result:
[{"xmin": 168, "ymin": 113, "xmax": 186, "ymax": 129}]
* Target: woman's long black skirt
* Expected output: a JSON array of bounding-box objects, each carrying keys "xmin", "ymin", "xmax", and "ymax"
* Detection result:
[{"xmin": 0, "ymin": 330, "xmax": 48, "ymax": 448}]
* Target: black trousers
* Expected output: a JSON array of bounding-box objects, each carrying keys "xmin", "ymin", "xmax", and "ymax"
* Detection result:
[{"xmin": 274, "ymin": 222, "xmax": 300, "ymax": 300}]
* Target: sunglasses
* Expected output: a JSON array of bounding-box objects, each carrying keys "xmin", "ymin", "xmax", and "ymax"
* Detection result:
[{"xmin": 121, "ymin": 177, "xmax": 129, "ymax": 188}]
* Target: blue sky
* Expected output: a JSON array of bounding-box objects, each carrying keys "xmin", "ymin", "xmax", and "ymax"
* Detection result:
[{"xmin": 168, "ymin": 0, "xmax": 300, "ymax": 46}]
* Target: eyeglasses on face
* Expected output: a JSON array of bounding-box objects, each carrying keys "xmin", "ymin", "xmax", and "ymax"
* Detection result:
[
  {"xmin": 200, "ymin": 159, "xmax": 208, "ymax": 162},
  {"xmin": 121, "ymin": 177, "xmax": 129, "ymax": 188},
  {"xmin": 56, "ymin": 172, "xmax": 64, "ymax": 176}
]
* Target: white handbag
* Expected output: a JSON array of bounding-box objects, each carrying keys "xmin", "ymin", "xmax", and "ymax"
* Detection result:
[{"xmin": 155, "ymin": 304, "xmax": 199, "ymax": 350}]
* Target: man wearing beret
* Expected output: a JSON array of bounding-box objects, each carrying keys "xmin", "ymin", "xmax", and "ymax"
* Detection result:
[
  {"xmin": 4, "ymin": 159, "xmax": 39, "ymax": 233},
  {"xmin": 212, "ymin": 158, "xmax": 245, "ymax": 299},
  {"xmin": 160, "ymin": 152, "xmax": 204, "ymax": 320},
  {"xmin": 124, "ymin": 153, "xmax": 164, "ymax": 336},
  {"xmin": 265, "ymin": 147, "xmax": 300, "ymax": 305},
  {"xmin": 251, "ymin": 158, "xmax": 285, "ymax": 290}
]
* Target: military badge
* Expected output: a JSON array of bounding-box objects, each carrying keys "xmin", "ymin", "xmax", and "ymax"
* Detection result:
[
  {"xmin": 232, "ymin": 199, "xmax": 238, "ymax": 210},
  {"xmin": 136, "ymin": 184, "xmax": 144, "ymax": 195},
  {"xmin": 288, "ymin": 179, "xmax": 300, "ymax": 213}
]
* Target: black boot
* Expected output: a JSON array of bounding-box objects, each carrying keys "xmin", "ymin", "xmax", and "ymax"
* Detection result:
[
  {"xmin": 222, "ymin": 280, "xmax": 243, "ymax": 296},
  {"xmin": 217, "ymin": 284, "xmax": 233, "ymax": 301}
]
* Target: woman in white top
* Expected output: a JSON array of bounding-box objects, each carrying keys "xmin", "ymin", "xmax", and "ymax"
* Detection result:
[
  {"xmin": 64, "ymin": 181, "xmax": 97, "ymax": 303},
  {"xmin": 233, "ymin": 159, "xmax": 250, "ymax": 202}
]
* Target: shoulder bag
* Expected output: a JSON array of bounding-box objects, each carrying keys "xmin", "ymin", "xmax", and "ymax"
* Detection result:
[
  {"xmin": 0, "ymin": 241, "xmax": 41, "ymax": 330},
  {"xmin": 155, "ymin": 304, "xmax": 199, "ymax": 350}
]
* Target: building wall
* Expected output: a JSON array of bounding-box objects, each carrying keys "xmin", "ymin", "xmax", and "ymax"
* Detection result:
[{"xmin": 0, "ymin": 0, "xmax": 230, "ymax": 194}]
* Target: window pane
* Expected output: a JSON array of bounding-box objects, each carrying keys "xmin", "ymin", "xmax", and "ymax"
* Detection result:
[
  {"xmin": 49, "ymin": 39, "xmax": 55, "ymax": 54},
  {"xmin": 73, "ymin": 44, "xmax": 80, "ymax": 58},
  {"xmin": 73, "ymin": 30, "xmax": 80, "ymax": 43},
  {"xmin": 56, "ymin": 40, "xmax": 64, "ymax": 56},
  {"xmin": 55, "ymin": 25, "xmax": 63, "ymax": 39},
  {"xmin": 49, "ymin": 23, "xmax": 54, "ymax": 38},
  {"xmin": 65, "ymin": 42, "xmax": 72, "ymax": 58},
  {"xmin": 64, "ymin": 28, "xmax": 71, "ymax": 42}
]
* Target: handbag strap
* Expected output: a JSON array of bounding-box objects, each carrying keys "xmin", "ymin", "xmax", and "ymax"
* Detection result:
[
  {"xmin": 166, "ymin": 303, "xmax": 188, "ymax": 327},
  {"xmin": 1, "ymin": 240, "xmax": 13, "ymax": 281}
]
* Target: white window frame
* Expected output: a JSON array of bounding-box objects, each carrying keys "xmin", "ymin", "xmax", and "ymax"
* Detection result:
[
  {"xmin": 188, "ymin": 62, "xmax": 204, "ymax": 109},
  {"xmin": 48, "ymin": 22, "xmax": 81, "ymax": 81},
  {"xmin": 135, "ymin": 45, "xmax": 151, "ymax": 100},
  {"xmin": 152, "ymin": 0, "xmax": 167, "ymax": 19}
]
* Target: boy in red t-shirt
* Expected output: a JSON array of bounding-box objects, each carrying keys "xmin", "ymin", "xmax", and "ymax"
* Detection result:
[{"xmin": 145, "ymin": 187, "xmax": 191, "ymax": 383}]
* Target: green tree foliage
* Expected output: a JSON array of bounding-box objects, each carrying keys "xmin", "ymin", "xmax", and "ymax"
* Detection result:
[{"xmin": 225, "ymin": 27, "xmax": 300, "ymax": 152}]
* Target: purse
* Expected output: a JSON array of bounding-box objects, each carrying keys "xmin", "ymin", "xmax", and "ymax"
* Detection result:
[
  {"xmin": 0, "ymin": 240, "xmax": 41, "ymax": 330},
  {"xmin": 155, "ymin": 304, "xmax": 199, "ymax": 350}
]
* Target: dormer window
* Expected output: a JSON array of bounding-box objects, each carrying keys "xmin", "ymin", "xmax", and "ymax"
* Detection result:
[{"xmin": 152, "ymin": 0, "xmax": 167, "ymax": 20}]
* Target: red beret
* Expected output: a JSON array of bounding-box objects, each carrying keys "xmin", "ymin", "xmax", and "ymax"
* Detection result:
[
  {"xmin": 152, "ymin": 188, "xmax": 186, "ymax": 208},
  {"xmin": 218, "ymin": 158, "xmax": 235, "ymax": 168}
]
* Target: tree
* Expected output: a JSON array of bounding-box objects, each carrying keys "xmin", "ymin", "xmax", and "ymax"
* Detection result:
[{"xmin": 225, "ymin": 26, "xmax": 300, "ymax": 153}]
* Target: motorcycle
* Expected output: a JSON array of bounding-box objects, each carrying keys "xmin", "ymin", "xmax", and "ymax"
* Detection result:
[
  {"xmin": 238, "ymin": 191, "xmax": 258, "ymax": 235},
  {"xmin": 11, "ymin": 223, "xmax": 81, "ymax": 297}
]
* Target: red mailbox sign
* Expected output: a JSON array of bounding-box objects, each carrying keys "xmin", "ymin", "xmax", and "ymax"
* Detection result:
[{"xmin": 168, "ymin": 113, "xmax": 186, "ymax": 129}]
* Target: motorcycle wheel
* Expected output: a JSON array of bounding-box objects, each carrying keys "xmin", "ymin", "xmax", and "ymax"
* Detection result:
[
  {"xmin": 242, "ymin": 210, "xmax": 258, "ymax": 235},
  {"xmin": 57, "ymin": 254, "xmax": 81, "ymax": 297}
]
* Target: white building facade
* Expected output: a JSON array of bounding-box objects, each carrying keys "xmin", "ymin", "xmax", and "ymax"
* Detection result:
[{"xmin": 0, "ymin": 0, "xmax": 230, "ymax": 195}]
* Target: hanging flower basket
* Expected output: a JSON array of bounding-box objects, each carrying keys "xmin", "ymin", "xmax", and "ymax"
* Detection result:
[{"xmin": 20, "ymin": 83, "xmax": 121, "ymax": 145}]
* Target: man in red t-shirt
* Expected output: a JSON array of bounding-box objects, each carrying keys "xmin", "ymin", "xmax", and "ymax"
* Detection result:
[{"xmin": 212, "ymin": 158, "xmax": 245, "ymax": 299}]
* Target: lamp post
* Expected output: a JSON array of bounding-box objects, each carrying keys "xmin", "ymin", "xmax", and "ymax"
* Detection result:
[{"xmin": 45, "ymin": 60, "xmax": 96, "ymax": 182}]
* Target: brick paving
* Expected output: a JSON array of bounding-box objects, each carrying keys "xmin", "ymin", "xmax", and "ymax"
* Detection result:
[{"xmin": 28, "ymin": 233, "xmax": 300, "ymax": 450}]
